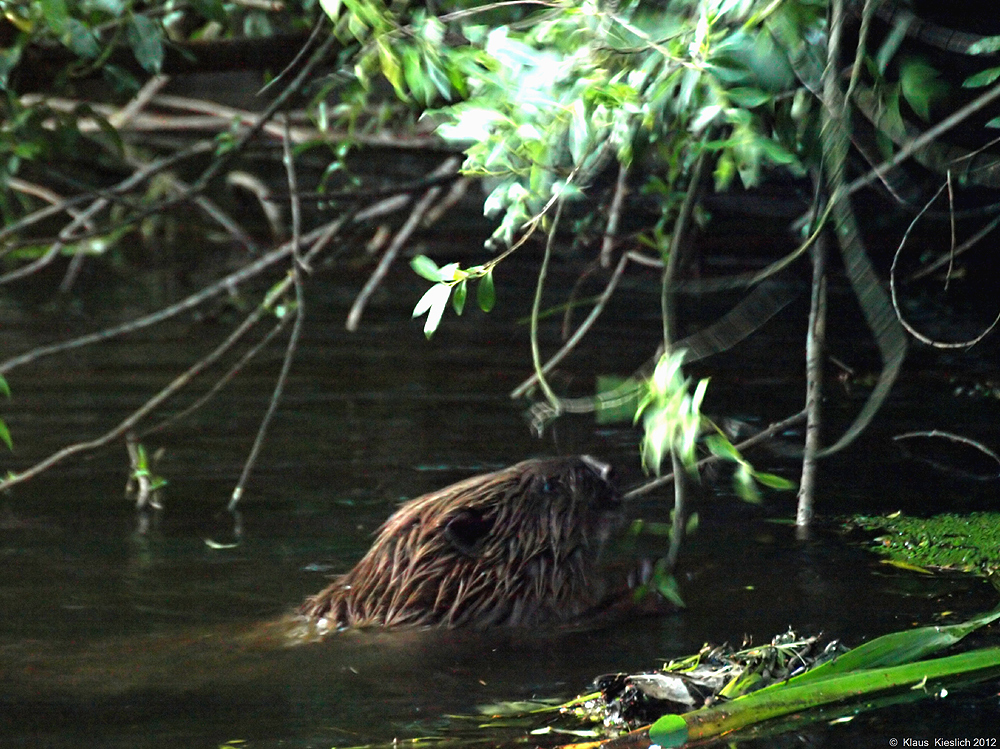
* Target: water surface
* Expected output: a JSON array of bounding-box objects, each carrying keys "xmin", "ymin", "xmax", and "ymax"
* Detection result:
[{"xmin": 1, "ymin": 259, "xmax": 998, "ymax": 747}]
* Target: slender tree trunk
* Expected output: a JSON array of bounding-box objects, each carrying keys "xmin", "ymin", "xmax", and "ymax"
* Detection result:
[{"xmin": 797, "ymin": 231, "xmax": 828, "ymax": 534}]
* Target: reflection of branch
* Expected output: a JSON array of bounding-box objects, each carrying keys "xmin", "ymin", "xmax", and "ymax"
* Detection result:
[
  {"xmin": 0, "ymin": 216, "xmax": 348, "ymax": 492},
  {"xmin": 0, "ymin": 300, "xmax": 274, "ymax": 492}
]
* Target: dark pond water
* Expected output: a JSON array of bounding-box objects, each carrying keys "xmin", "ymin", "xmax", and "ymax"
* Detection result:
[{"xmin": 1, "ymin": 256, "xmax": 999, "ymax": 748}]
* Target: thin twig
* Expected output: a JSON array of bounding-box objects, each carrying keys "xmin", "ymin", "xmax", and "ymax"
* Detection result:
[
  {"xmin": 282, "ymin": 114, "xmax": 306, "ymax": 271},
  {"xmin": 510, "ymin": 251, "xmax": 630, "ymax": 399},
  {"xmin": 192, "ymin": 31, "xmax": 341, "ymax": 192},
  {"xmin": 660, "ymin": 147, "xmax": 706, "ymax": 572},
  {"xmin": 110, "ymin": 74, "xmax": 171, "ymax": 129},
  {"xmin": 0, "ymin": 302, "xmax": 274, "ymax": 492},
  {"xmin": 906, "ymin": 210, "xmax": 1000, "ymax": 282},
  {"xmin": 600, "ymin": 162, "xmax": 628, "ymax": 268},
  {"xmin": 0, "ymin": 220, "xmax": 342, "ymax": 376},
  {"xmin": 889, "ymin": 181, "xmax": 1000, "ymax": 348},
  {"xmin": 346, "ymin": 156, "xmax": 461, "ymax": 331},
  {"xmin": 0, "ymin": 217, "xmax": 349, "ymax": 492},
  {"xmin": 527, "ymin": 196, "xmax": 568, "ymax": 420},
  {"xmin": 142, "ymin": 315, "xmax": 292, "ymax": 437},
  {"xmin": 228, "ymin": 116, "xmax": 309, "ymax": 510},
  {"xmin": 847, "ymin": 79, "xmax": 1000, "ymax": 197},
  {"xmin": 257, "ymin": 15, "xmax": 328, "ymax": 95},
  {"xmin": 229, "ymin": 288, "xmax": 304, "ymax": 512},
  {"xmin": 796, "ymin": 227, "xmax": 828, "ymax": 532}
]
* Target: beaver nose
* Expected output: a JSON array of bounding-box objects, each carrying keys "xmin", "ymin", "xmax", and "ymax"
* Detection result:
[{"xmin": 581, "ymin": 455, "xmax": 613, "ymax": 483}]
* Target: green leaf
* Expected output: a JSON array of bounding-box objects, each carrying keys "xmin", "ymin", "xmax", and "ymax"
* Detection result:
[
  {"xmin": 874, "ymin": 17, "xmax": 911, "ymax": 74},
  {"xmin": 319, "ymin": 0, "xmax": 343, "ymax": 23},
  {"xmin": 0, "ymin": 419, "xmax": 12, "ymax": 451},
  {"xmin": 899, "ymin": 57, "xmax": 947, "ymax": 122},
  {"xmin": 705, "ymin": 433, "xmax": 740, "ymax": 462},
  {"xmin": 452, "ymin": 279, "xmax": 467, "ymax": 315},
  {"xmin": 0, "ymin": 375, "xmax": 10, "ymax": 398},
  {"xmin": 753, "ymin": 607, "xmax": 1000, "ymax": 699},
  {"xmin": 735, "ymin": 464, "xmax": 762, "ymax": 504},
  {"xmin": 963, "ymin": 66, "xmax": 1000, "ymax": 89},
  {"xmin": 39, "ymin": 0, "xmax": 70, "ymax": 33},
  {"xmin": 727, "ymin": 87, "xmax": 771, "ymax": 108},
  {"xmin": 649, "ymin": 714, "xmax": 687, "ymax": 748},
  {"xmin": 62, "ymin": 18, "xmax": 101, "ymax": 59},
  {"xmin": 568, "ymin": 98, "xmax": 590, "ymax": 166},
  {"xmin": 753, "ymin": 471, "xmax": 795, "ymax": 490},
  {"xmin": 651, "ymin": 570, "xmax": 686, "ymax": 609},
  {"xmin": 402, "ymin": 45, "xmax": 431, "ymax": 105},
  {"xmin": 477, "ymin": 270, "xmax": 495, "ymax": 312},
  {"xmin": 425, "ymin": 58, "xmax": 452, "ymax": 102},
  {"xmin": 410, "ymin": 254, "xmax": 441, "ymax": 282},
  {"xmin": 128, "ymin": 15, "xmax": 164, "ymax": 73},
  {"xmin": 377, "ymin": 37, "xmax": 407, "ymax": 101},
  {"xmin": 968, "ymin": 36, "xmax": 1000, "ymax": 55},
  {"xmin": 412, "ymin": 282, "xmax": 451, "ymax": 338},
  {"xmin": 189, "ymin": 0, "xmax": 227, "ymax": 23}
]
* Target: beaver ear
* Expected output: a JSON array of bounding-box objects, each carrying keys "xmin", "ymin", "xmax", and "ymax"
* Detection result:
[{"xmin": 444, "ymin": 508, "xmax": 494, "ymax": 556}]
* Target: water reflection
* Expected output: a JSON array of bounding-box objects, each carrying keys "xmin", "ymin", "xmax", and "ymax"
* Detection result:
[{"xmin": 1, "ymin": 264, "xmax": 998, "ymax": 746}]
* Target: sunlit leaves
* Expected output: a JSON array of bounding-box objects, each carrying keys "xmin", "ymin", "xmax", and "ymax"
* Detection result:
[
  {"xmin": 410, "ymin": 255, "xmax": 496, "ymax": 337},
  {"xmin": 412, "ymin": 282, "xmax": 451, "ymax": 339},
  {"xmin": 410, "ymin": 254, "xmax": 441, "ymax": 282},
  {"xmin": 634, "ymin": 350, "xmax": 708, "ymax": 477},
  {"xmin": 629, "ymin": 351, "xmax": 794, "ymax": 499},
  {"xmin": 968, "ymin": 35, "xmax": 1000, "ymax": 55},
  {"xmin": 319, "ymin": 0, "xmax": 343, "ymax": 24}
]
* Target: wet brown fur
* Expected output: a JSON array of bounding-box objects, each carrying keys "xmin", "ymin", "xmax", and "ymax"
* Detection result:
[{"xmin": 298, "ymin": 457, "xmax": 623, "ymax": 630}]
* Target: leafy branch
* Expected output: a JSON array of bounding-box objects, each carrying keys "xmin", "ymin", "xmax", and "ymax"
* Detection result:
[
  {"xmin": 409, "ymin": 254, "xmax": 495, "ymax": 338},
  {"xmin": 634, "ymin": 350, "xmax": 795, "ymax": 503}
]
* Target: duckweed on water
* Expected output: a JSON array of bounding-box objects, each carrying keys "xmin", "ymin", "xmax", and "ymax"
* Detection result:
[{"xmin": 852, "ymin": 512, "xmax": 1000, "ymax": 577}]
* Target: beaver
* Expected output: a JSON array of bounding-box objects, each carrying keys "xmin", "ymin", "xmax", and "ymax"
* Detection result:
[{"xmin": 298, "ymin": 456, "xmax": 624, "ymax": 631}]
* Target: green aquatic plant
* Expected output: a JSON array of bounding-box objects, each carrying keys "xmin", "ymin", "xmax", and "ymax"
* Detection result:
[
  {"xmin": 853, "ymin": 512, "xmax": 1000, "ymax": 578},
  {"xmin": 640, "ymin": 607, "xmax": 1000, "ymax": 747}
]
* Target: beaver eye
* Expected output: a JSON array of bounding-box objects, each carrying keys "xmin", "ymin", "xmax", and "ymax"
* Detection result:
[{"xmin": 541, "ymin": 477, "xmax": 562, "ymax": 495}]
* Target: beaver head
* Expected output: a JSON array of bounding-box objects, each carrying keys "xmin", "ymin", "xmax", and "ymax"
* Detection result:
[{"xmin": 299, "ymin": 456, "xmax": 623, "ymax": 631}]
